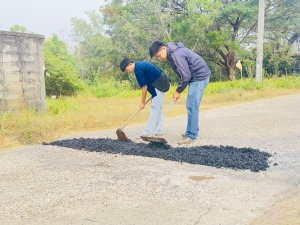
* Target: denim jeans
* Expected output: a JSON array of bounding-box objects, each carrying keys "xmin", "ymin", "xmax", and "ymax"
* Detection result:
[
  {"xmin": 142, "ymin": 88, "xmax": 167, "ymax": 135},
  {"xmin": 185, "ymin": 77, "xmax": 210, "ymax": 139}
]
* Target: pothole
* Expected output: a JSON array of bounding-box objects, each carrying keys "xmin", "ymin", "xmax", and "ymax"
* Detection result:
[{"xmin": 44, "ymin": 138, "xmax": 272, "ymax": 172}]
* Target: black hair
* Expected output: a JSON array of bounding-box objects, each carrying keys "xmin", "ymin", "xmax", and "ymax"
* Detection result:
[
  {"xmin": 120, "ymin": 58, "xmax": 134, "ymax": 72},
  {"xmin": 149, "ymin": 41, "xmax": 167, "ymax": 58}
]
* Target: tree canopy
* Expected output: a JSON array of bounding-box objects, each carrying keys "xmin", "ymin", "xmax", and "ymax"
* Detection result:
[{"xmin": 70, "ymin": 0, "xmax": 299, "ymax": 82}]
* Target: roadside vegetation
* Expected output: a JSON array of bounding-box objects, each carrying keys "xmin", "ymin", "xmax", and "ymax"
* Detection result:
[{"xmin": 1, "ymin": 76, "xmax": 299, "ymax": 150}]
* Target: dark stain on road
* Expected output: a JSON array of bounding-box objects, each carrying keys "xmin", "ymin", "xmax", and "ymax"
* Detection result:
[{"xmin": 44, "ymin": 138, "xmax": 272, "ymax": 172}]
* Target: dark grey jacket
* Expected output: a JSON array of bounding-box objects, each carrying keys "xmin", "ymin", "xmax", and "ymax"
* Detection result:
[{"xmin": 167, "ymin": 42, "xmax": 211, "ymax": 93}]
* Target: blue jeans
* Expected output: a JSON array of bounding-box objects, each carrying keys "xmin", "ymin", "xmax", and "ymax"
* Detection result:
[
  {"xmin": 142, "ymin": 88, "xmax": 167, "ymax": 135},
  {"xmin": 185, "ymin": 77, "xmax": 210, "ymax": 139}
]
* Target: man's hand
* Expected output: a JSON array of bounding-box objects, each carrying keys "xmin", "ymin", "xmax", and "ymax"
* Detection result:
[
  {"xmin": 173, "ymin": 91, "xmax": 181, "ymax": 101},
  {"xmin": 140, "ymin": 102, "xmax": 145, "ymax": 110}
]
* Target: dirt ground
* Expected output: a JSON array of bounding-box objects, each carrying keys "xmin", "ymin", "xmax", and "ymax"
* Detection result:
[
  {"xmin": 249, "ymin": 187, "xmax": 300, "ymax": 225},
  {"xmin": 0, "ymin": 94, "xmax": 299, "ymax": 225}
]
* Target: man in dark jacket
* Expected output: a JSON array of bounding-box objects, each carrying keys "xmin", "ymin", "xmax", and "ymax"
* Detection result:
[{"xmin": 149, "ymin": 41, "xmax": 211, "ymax": 145}]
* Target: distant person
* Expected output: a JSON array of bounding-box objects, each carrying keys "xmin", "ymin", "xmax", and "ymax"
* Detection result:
[
  {"xmin": 149, "ymin": 41, "xmax": 211, "ymax": 145},
  {"xmin": 120, "ymin": 58, "xmax": 171, "ymax": 138}
]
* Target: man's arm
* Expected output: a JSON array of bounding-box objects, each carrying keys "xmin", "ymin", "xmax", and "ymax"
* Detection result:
[
  {"xmin": 140, "ymin": 85, "xmax": 148, "ymax": 109},
  {"xmin": 171, "ymin": 52, "xmax": 192, "ymax": 100}
]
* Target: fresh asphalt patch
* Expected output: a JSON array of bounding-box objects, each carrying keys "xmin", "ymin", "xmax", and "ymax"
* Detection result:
[{"xmin": 44, "ymin": 138, "xmax": 272, "ymax": 172}]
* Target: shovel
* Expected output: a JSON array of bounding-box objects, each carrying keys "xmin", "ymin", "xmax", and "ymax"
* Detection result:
[
  {"xmin": 116, "ymin": 97, "xmax": 152, "ymax": 142},
  {"xmin": 141, "ymin": 99, "xmax": 175, "ymax": 144}
]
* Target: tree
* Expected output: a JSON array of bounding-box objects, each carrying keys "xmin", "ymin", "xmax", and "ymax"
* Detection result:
[
  {"xmin": 259, "ymin": 0, "xmax": 300, "ymax": 76},
  {"xmin": 262, "ymin": 43, "xmax": 296, "ymax": 76},
  {"xmin": 172, "ymin": 0, "xmax": 259, "ymax": 80},
  {"xmin": 71, "ymin": 10, "xmax": 119, "ymax": 81},
  {"xmin": 70, "ymin": 0, "xmax": 300, "ymax": 83},
  {"xmin": 102, "ymin": 0, "xmax": 164, "ymax": 58},
  {"xmin": 100, "ymin": 0, "xmax": 188, "ymax": 81},
  {"xmin": 44, "ymin": 34, "xmax": 83, "ymax": 96},
  {"xmin": 264, "ymin": 0, "xmax": 300, "ymax": 43},
  {"xmin": 71, "ymin": 1, "xmax": 185, "ymax": 82},
  {"xmin": 174, "ymin": 0, "xmax": 300, "ymax": 80},
  {"xmin": 10, "ymin": 25, "xmax": 33, "ymax": 33}
]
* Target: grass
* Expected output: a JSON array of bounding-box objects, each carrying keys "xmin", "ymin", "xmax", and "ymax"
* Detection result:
[{"xmin": 1, "ymin": 76, "xmax": 300, "ymax": 150}]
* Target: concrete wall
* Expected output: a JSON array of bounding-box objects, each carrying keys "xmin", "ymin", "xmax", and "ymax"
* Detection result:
[{"xmin": 0, "ymin": 30, "xmax": 46, "ymax": 112}]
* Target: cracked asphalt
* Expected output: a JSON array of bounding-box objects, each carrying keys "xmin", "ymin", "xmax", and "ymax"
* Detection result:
[{"xmin": 0, "ymin": 94, "xmax": 299, "ymax": 225}]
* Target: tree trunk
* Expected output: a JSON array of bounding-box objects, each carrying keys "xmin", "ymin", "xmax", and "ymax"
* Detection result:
[
  {"xmin": 215, "ymin": 49, "xmax": 236, "ymax": 80},
  {"xmin": 227, "ymin": 66, "xmax": 236, "ymax": 80},
  {"xmin": 225, "ymin": 51, "xmax": 236, "ymax": 80},
  {"xmin": 247, "ymin": 66, "xmax": 253, "ymax": 78}
]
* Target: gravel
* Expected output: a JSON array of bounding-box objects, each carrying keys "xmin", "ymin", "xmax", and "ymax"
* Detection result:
[{"xmin": 44, "ymin": 138, "xmax": 272, "ymax": 172}]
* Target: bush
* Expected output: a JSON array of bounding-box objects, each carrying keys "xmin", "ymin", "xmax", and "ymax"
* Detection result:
[
  {"xmin": 205, "ymin": 75, "xmax": 300, "ymax": 95},
  {"xmin": 82, "ymin": 78, "xmax": 136, "ymax": 98}
]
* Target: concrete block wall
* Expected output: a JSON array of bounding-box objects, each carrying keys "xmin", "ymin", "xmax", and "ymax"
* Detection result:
[{"xmin": 0, "ymin": 31, "xmax": 46, "ymax": 112}]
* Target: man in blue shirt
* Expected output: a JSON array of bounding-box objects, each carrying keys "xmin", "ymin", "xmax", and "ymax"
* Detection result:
[
  {"xmin": 149, "ymin": 41, "xmax": 210, "ymax": 145},
  {"xmin": 120, "ymin": 58, "xmax": 170, "ymax": 138}
]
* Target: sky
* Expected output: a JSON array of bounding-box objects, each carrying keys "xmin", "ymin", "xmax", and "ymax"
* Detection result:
[{"xmin": 0, "ymin": 0, "xmax": 107, "ymax": 43}]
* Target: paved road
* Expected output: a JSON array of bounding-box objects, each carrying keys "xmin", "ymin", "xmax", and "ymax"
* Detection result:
[{"xmin": 1, "ymin": 94, "xmax": 299, "ymax": 225}]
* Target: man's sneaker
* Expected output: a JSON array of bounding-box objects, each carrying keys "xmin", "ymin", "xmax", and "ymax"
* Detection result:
[
  {"xmin": 181, "ymin": 133, "xmax": 199, "ymax": 139},
  {"xmin": 136, "ymin": 133, "xmax": 153, "ymax": 139},
  {"xmin": 136, "ymin": 134, "xmax": 144, "ymax": 139},
  {"xmin": 177, "ymin": 137, "xmax": 195, "ymax": 145},
  {"xmin": 136, "ymin": 133, "xmax": 163, "ymax": 139}
]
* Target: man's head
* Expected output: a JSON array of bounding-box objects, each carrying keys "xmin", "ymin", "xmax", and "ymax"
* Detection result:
[
  {"xmin": 149, "ymin": 41, "xmax": 168, "ymax": 60},
  {"xmin": 120, "ymin": 58, "xmax": 135, "ymax": 73}
]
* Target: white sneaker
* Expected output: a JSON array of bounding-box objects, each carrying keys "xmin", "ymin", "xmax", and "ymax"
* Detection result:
[
  {"xmin": 136, "ymin": 133, "xmax": 151, "ymax": 139},
  {"xmin": 135, "ymin": 134, "xmax": 143, "ymax": 139},
  {"xmin": 136, "ymin": 133, "xmax": 163, "ymax": 139}
]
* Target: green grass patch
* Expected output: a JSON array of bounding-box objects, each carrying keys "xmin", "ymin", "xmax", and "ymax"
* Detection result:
[
  {"xmin": 204, "ymin": 76, "xmax": 300, "ymax": 95},
  {"xmin": 78, "ymin": 76, "xmax": 300, "ymax": 98}
]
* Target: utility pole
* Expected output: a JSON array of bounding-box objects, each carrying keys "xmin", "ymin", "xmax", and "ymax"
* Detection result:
[{"xmin": 256, "ymin": 0, "xmax": 265, "ymax": 83}]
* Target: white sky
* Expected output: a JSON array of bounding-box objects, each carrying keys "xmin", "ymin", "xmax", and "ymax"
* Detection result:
[{"xmin": 0, "ymin": 0, "xmax": 107, "ymax": 42}]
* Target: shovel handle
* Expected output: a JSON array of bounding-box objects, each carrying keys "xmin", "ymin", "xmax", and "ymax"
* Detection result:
[
  {"xmin": 153, "ymin": 99, "xmax": 175, "ymax": 136},
  {"xmin": 119, "ymin": 97, "xmax": 152, "ymax": 131}
]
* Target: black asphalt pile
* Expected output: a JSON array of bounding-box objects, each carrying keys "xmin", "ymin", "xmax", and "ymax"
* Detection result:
[{"xmin": 44, "ymin": 138, "xmax": 272, "ymax": 172}]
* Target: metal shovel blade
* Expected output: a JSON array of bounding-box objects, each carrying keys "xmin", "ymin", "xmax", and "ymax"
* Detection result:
[
  {"xmin": 116, "ymin": 97, "xmax": 152, "ymax": 142},
  {"xmin": 141, "ymin": 136, "xmax": 168, "ymax": 144},
  {"xmin": 116, "ymin": 129, "xmax": 130, "ymax": 142}
]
